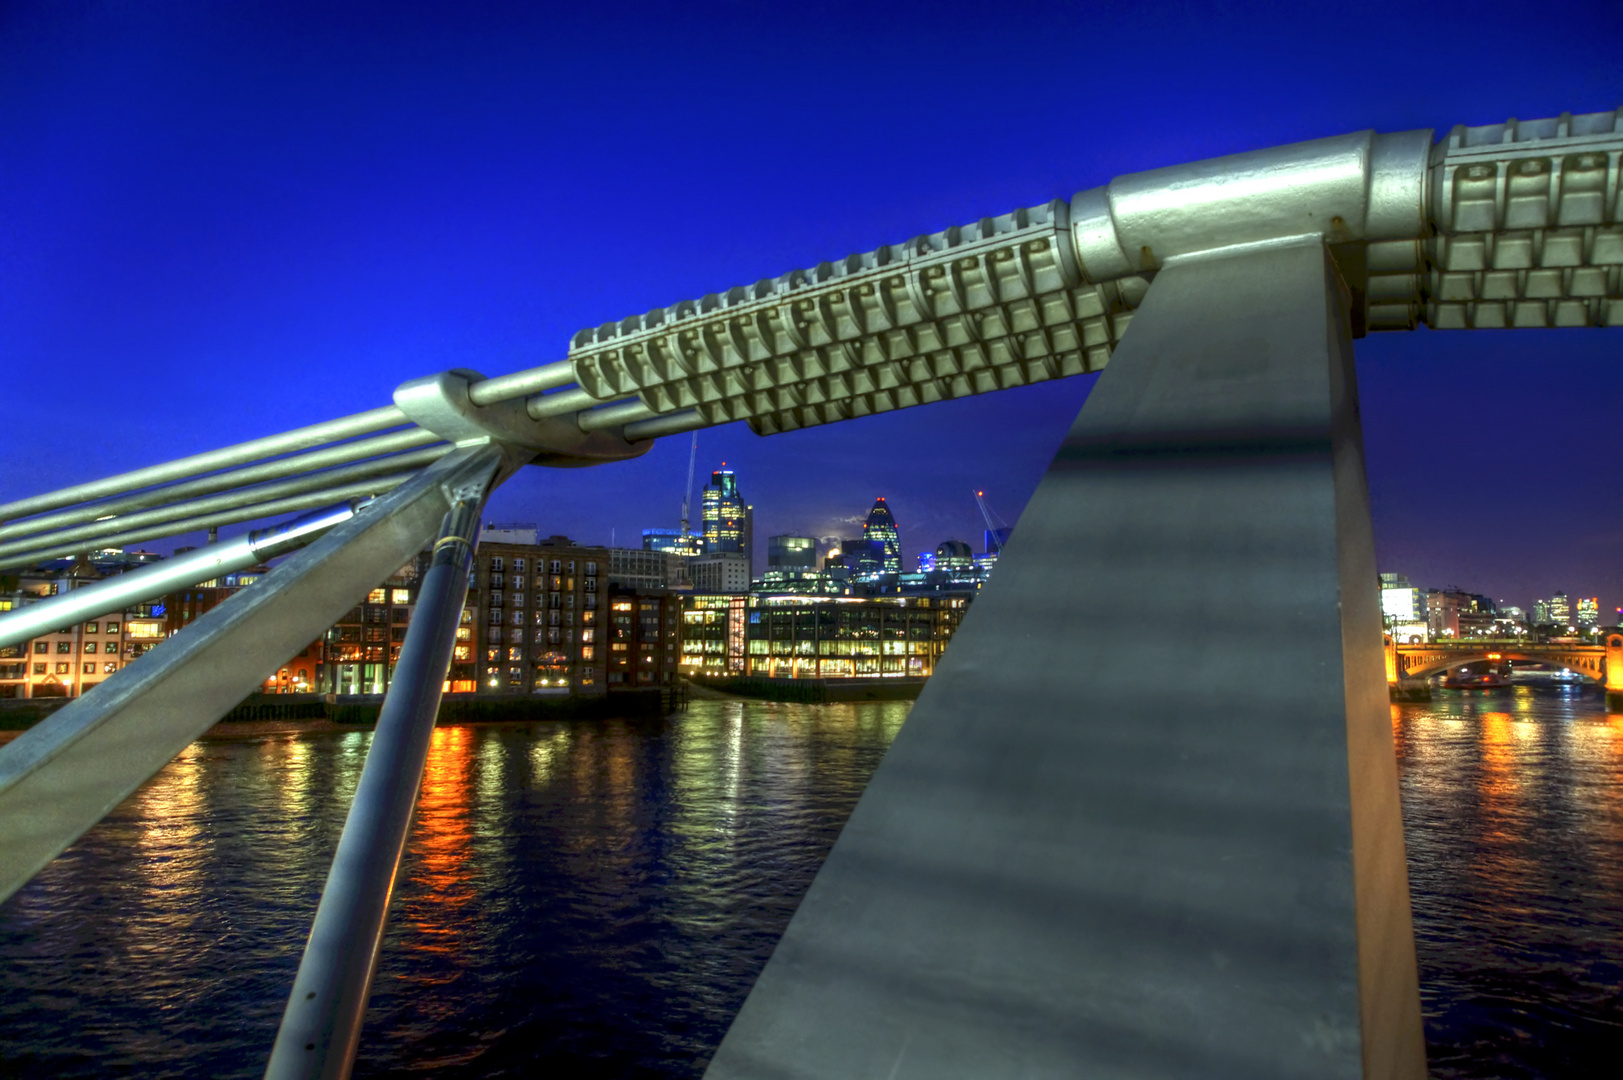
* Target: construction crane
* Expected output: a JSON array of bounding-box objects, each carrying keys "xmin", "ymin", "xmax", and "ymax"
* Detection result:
[
  {"xmin": 973, "ymin": 490, "xmax": 1010, "ymax": 555},
  {"xmin": 679, "ymin": 431, "xmax": 699, "ymax": 549}
]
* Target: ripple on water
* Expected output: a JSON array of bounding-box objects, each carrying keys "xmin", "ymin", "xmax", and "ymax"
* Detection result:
[{"xmin": 2, "ymin": 690, "xmax": 1620, "ymax": 1077}]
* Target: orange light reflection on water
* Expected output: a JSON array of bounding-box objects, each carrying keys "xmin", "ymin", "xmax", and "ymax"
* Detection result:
[{"xmin": 403, "ymin": 725, "xmax": 475, "ymax": 981}]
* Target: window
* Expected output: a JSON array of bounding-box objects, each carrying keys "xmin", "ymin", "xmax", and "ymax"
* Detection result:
[
  {"xmin": 486, "ymin": 649, "xmax": 501, "ymax": 662},
  {"xmin": 456, "ymin": 626, "xmax": 471, "ymax": 640},
  {"xmin": 393, "ymin": 607, "xmax": 410, "ymax": 623},
  {"xmin": 508, "ymin": 646, "xmax": 524, "ymax": 661},
  {"xmin": 489, "ymin": 627, "xmax": 503, "ymax": 643},
  {"xmin": 34, "ymin": 642, "xmax": 47, "ymax": 654},
  {"xmin": 490, "ymin": 573, "xmax": 505, "ymax": 589},
  {"xmin": 55, "ymin": 662, "xmax": 69, "ymax": 674},
  {"xmin": 367, "ymin": 588, "xmax": 386, "ymax": 604},
  {"xmin": 510, "ymin": 611, "xmax": 524, "ymax": 627},
  {"xmin": 513, "ymin": 558, "xmax": 526, "ymax": 572},
  {"xmin": 512, "ymin": 592, "xmax": 524, "ymax": 608},
  {"xmin": 391, "ymin": 589, "xmax": 410, "ymax": 605},
  {"xmin": 582, "ymin": 610, "xmax": 595, "ymax": 624},
  {"xmin": 83, "ymin": 663, "xmax": 96, "ymax": 674},
  {"xmin": 85, "ymin": 622, "xmax": 98, "ymax": 634},
  {"xmin": 491, "ymin": 557, "xmax": 505, "ymax": 573},
  {"xmin": 580, "ymin": 646, "xmax": 594, "ymax": 660},
  {"xmin": 585, "ymin": 562, "xmax": 597, "ymax": 575},
  {"xmin": 57, "ymin": 642, "xmax": 72, "ymax": 654},
  {"xmin": 512, "ymin": 575, "xmax": 525, "ymax": 590},
  {"xmin": 105, "ymin": 622, "xmax": 119, "ymax": 634},
  {"xmin": 83, "ymin": 642, "xmax": 97, "ymax": 654},
  {"xmin": 487, "ymin": 608, "xmax": 502, "ymax": 624},
  {"xmin": 33, "ymin": 663, "xmax": 46, "ymax": 675},
  {"xmin": 453, "ymin": 645, "xmax": 472, "ymax": 661},
  {"xmin": 582, "ymin": 628, "xmax": 595, "ymax": 643},
  {"xmin": 549, "ymin": 560, "xmax": 561, "ymax": 574}
]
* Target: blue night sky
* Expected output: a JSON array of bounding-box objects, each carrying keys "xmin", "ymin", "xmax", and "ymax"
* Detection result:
[{"xmin": 2, "ymin": 1, "xmax": 1620, "ymax": 613}]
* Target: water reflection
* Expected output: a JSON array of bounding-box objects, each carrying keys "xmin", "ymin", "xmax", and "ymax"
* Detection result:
[{"xmin": 0, "ymin": 693, "xmax": 1617, "ymax": 1078}]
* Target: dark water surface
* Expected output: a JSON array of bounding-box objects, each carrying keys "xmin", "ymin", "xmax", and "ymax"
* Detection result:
[{"xmin": 1, "ymin": 689, "xmax": 1619, "ymax": 1077}]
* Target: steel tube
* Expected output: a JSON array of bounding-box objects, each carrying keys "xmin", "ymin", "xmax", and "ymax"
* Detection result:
[
  {"xmin": 575, "ymin": 399, "xmax": 656, "ymax": 432},
  {"xmin": 524, "ymin": 385, "xmax": 606, "ymax": 418},
  {"xmin": 623, "ymin": 409, "xmax": 708, "ymax": 440},
  {"xmin": 465, "ymin": 359, "xmax": 575, "ymax": 406},
  {"xmin": 0, "ymin": 448, "xmax": 445, "ymax": 561},
  {"xmin": 264, "ymin": 461, "xmax": 495, "ymax": 1080},
  {"xmin": 0, "ymin": 474, "xmax": 416, "ymax": 571},
  {"xmin": 0, "ymin": 504, "xmax": 356, "ymax": 651},
  {"xmin": 0, "ymin": 405, "xmax": 410, "ymax": 523},
  {"xmin": 0, "ymin": 429, "xmax": 445, "ymax": 545}
]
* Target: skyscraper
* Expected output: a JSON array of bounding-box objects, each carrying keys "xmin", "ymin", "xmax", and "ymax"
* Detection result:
[
  {"xmin": 1577, "ymin": 597, "xmax": 1600, "ymax": 627},
  {"xmin": 702, "ymin": 470, "xmax": 746, "ymax": 555},
  {"xmin": 856, "ymin": 497, "xmax": 901, "ymax": 578}
]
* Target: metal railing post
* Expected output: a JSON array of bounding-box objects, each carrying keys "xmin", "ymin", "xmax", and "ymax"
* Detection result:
[{"xmin": 263, "ymin": 455, "xmax": 495, "ymax": 1080}]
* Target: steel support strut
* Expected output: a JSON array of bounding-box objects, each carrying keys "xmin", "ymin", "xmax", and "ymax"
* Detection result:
[
  {"xmin": 0, "ymin": 445, "xmax": 503, "ymax": 906},
  {"xmin": 704, "ymin": 238, "xmax": 1425, "ymax": 1079},
  {"xmin": 263, "ymin": 455, "xmax": 496, "ymax": 1080}
]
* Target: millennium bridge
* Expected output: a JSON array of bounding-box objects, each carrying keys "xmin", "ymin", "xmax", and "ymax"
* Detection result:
[{"xmin": 2, "ymin": 106, "xmax": 1621, "ymax": 1079}]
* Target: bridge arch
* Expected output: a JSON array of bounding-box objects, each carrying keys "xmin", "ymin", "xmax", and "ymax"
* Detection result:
[{"xmin": 1395, "ymin": 647, "xmax": 1606, "ymax": 683}]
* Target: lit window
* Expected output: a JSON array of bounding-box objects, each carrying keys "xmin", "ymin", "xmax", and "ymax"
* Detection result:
[
  {"xmin": 55, "ymin": 662, "xmax": 69, "ymax": 674},
  {"xmin": 391, "ymin": 589, "xmax": 410, "ymax": 605},
  {"xmin": 33, "ymin": 642, "xmax": 47, "ymax": 654},
  {"xmin": 32, "ymin": 663, "xmax": 45, "ymax": 675},
  {"xmin": 508, "ymin": 647, "xmax": 523, "ymax": 661},
  {"xmin": 57, "ymin": 642, "xmax": 72, "ymax": 654},
  {"xmin": 367, "ymin": 588, "xmax": 386, "ymax": 604},
  {"xmin": 103, "ymin": 662, "xmax": 117, "ymax": 674},
  {"xmin": 105, "ymin": 622, "xmax": 120, "ymax": 634},
  {"xmin": 85, "ymin": 622, "xmax": 98, "ymax": 634},
  {"xmin": 83, "ymin": 642, "xmax": 97, "ymax": 654},
  {"xmin": 581, "ymin": 646, "xmax": 594, "ymax": 660}
]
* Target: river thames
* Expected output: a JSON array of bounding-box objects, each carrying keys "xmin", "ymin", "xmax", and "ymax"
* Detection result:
[{"xmin": 2, "ymin": 688, "xmax": 1620, "ymax": 1077}]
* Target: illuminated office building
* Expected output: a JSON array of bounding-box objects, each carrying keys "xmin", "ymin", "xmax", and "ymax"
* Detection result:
[
  {"xmin": 642, "ymin": 528, "xmax": 701, "ymax": 556},
  {"xmin": 768, "ymin": 535, "xmax": 818, "ymax": 571},
  {"xmin": 855, "ymin": 497, "xmax": 901, "ymax": 579},
  {"xmin": 1549, "ymin": 591, "xmax": 1572, "ymax": 626},
  {"xmin": 701, "ymin": 469, "xmax": 754, "ymax": 576},
  {"xmin": 732, "ymin": 594, "xmax": 969, "ymax": 680},
  {"xmin": 1576, "ymin": 597, "xmax": 1600, "ymax": 627}
]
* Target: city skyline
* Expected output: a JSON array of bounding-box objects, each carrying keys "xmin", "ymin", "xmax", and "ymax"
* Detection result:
[{"xmin": 2, "ymin": 3, "xmax": 1620, "ymax": 619}]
